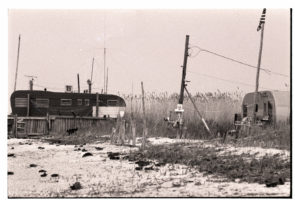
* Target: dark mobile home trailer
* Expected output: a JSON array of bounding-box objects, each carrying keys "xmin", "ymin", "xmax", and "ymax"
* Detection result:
[
  {"xmin": 236, "ymin": 90, "xmax": 290, "ymax": 125},
  {"xmin": 10, "ymin": 90, "xmax": 126, "ymax": 118}
]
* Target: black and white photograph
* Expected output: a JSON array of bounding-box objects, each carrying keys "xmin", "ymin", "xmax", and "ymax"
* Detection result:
[{"xmin": 5, "ymin": 5, "xmax": 291, "ymax": 198}]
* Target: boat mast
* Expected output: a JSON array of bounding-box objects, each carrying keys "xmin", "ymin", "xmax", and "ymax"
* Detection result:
[{"xmin": 14, "ymin": 34, "xmax": 21, "ymax": 91}]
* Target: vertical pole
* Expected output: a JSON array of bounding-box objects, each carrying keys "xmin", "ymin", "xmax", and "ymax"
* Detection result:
[
  {"xmin": 253, "ymin": 23, "xmax": 265, "ymax": 123},
  {"xmin": 26, "ymin": 94, "xmax": 30, "ymax": 117},
  {"xmin": 106, "ymin": 67, "xmax": 108, "ymax": 94},
  {"xmin": 141, "ymin": 82, "xmax": 147, "ymax": 148},
  {"xmin": 46, "ymin": 113, "xmax": 49, "ymax": 135},
  {"xmin": 176, "ymin": 35, "xmax": 189, "ymax": 139},
  {"xmin": 14, "ymin": 34, "xmax": 21, "ymax": 91},
  {"xmin": 179, "ymin": 35, "xmax": 190, "ymax": 105},
  {"xmin": 77, "ymin": 73, "xmax": 80, "ymax": 93},
  {"xmin": 104, "ymin": 48, "xmax": 106, "ymax": 93},
  {"xmin": 96, "ymin": 92, "xmax": 99, "ymax": 117},
  {"xmin": 91, "ymin": 57, "xmax": 94, "ymax": 84},
  {"xmin": 131, "ymin": 81, "xmax": 136, "ymax": 146},
  {"xmin": 13, "ymin": 115, "xmax": 17, "ymax": 138},
  {"xmin": 29, "ymin": 79, "xmax": 33, "ymax": 90}
]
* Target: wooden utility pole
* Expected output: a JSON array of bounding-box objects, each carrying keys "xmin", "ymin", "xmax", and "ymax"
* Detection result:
[
  {"xmin": 14, "ymin": 34, "xmax": 21, "ymax": 91},
  {"xmin": 77, "ymin": 73, "xmax": 80, "ymax": 93},
  {"xmin": 179, "ymin": 35, "xmax": 190, "ymax": 105},
  {"xmin": 253, "ymin": 9, "xmax": 266, "ymax": 123},
  {"xmin": 141, "ymin": 81, "xmax": 148, "ymax": 148}
]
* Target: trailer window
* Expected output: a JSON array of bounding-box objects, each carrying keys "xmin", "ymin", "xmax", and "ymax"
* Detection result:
[
  {"xmin": 60, "ymin": 99, "xmax": 72, "ymax": 106},
  {"xmin": 107, "ymin": 100, "xmax": 118, "ymax": 106},
  {"xmin": 85, "ymin": 99, "xmax": 90, "ymax": 106},
  {"xmin": 15, "ymin": 98, "xmax": 28, "ymax": 107},
  {"xmin": 36, "ymin": 98, "xmax": 49, "ymax": 108},
  {"xmin": 77, "ymin": 99, "xmax": 82, "ymax": 106}
]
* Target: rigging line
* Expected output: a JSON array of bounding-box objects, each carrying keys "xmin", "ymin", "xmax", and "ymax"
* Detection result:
[
  {"xmin": 187, "ymin": 70, "xmax": 276, "ymax": 90},
  {"xmin": 189, "ymin": 45, "xmax": 289, "ymax": 78}
]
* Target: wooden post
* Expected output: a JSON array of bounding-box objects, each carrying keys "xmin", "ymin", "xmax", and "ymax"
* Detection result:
[
  {"xmin": 96, "ymin": 93, "xmax": 99, "ymax": 117},
  {"xmin": 77, "ymin": 73, "xmax": 80, "ymax": 93},
  {"xmin": 26, "ymin": 93, "xmax": 30, "ymax": 117},
  {"xmin": 14, "ymin": 115, "xmax": 18, "ymax": 138},
  {"xmin": 119, "ymin": 119, "xmax": 126, "ymax": 145},
  {"xmin": 130, "ymin": 81, "xmax": 136, "ymax": 146},
  {"xmin": 46, "ymin": 113, "xmax": 49, "ymax": 135},
  {"xmin": 131, "ymin": 120, "xmax": 136, "ymax": 146},
  {"xmin": 141, "ymin": 82, "xmax": 148, "ymax": 149}
]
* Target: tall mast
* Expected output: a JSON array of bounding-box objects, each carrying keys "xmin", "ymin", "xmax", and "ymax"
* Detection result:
[
  {"xmin": 106, "ymin": 67, "xmax": 108, "ymax": 94},
  {"xmin": 104, "ymin": 48, "xmax": 106, "ymax": 93},
  {"xmin": 14, "ymin": 34, "xmax": 21, "ymax": 91},
  {"xmin": 91, "ymin": 57, "xmax": 94, "ymax": 84}
]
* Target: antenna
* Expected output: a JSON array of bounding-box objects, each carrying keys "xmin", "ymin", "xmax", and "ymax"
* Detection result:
[{"xmin": 25, "ymin": 75, "xmax": 37, "ymax": 91}]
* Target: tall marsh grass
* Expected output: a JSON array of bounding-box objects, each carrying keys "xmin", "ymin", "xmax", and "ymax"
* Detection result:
[{"xmin": 123, "ymin": 91, "xmax": 243, "ymax": 139}]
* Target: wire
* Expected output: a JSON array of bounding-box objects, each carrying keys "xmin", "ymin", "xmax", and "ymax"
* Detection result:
[
  {"xmin": 189, "ymin": 45, "xmax": 289, "ymax": 78},
  {"xmin": 187, "ymin": 70, "xmax": 279, "ymax": 91}
]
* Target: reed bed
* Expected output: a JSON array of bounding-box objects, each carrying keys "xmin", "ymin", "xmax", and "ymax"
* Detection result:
[{"xmin": 122, "ymin": 91, "xmax": 243, "ymax": 139}]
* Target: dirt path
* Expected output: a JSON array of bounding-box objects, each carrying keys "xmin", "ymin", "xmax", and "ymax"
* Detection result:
[{"xmin": 7, "ymin": 138, "xmax": 290, "ymax": 197}]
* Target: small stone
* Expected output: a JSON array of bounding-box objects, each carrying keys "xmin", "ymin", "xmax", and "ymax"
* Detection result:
[
  {"xmin": 8, "ymin": 171, "xmax": 14, "ymax": 175},
  {"xmin": 135, "ymin": 166, "xmax": 143, "ymax": 170},
  {"xmin": 29, "ymin": 164, "xmax": 37, "ymax": 168},
  {"xmin": 51, "ymin": 173, "xmax": 59, "ymax": 177},
  {"xmin": 70, "ymin": 182, "xmax": 82, "ymax": 190},
  {"xmin": 40, "ymin": 172, "xmax": 47, "ymax": 177},
  {"xmin": 95, "ymin": 147, "xmax": 103, "ymax": 151},
  {"xmin": 82, "ymin": 152, "xmax": 93, "ymax": 158}
]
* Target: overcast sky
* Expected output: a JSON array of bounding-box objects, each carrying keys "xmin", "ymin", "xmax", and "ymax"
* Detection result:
[{"xmin": 8, "ymin": 9, "xmax": 290, "ymax": 97}]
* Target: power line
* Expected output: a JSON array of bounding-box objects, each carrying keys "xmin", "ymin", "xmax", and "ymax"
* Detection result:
[
  {"xmin": 189, "ymin": 45, "xmax": 289, "ymax": 78},
  {"xmin": 187, "ymin": 70, "xmax": 283, "ymax": 91}
]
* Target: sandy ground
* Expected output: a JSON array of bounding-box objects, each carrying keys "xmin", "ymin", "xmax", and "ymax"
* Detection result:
[{"xmin": 7, "ymin": 137, "xmax": 290, "ymax": 197}]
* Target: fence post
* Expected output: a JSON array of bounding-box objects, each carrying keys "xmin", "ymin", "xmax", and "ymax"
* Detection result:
[
  {"xmin": 14, "ymin": 114, "xmax": 18, "ymax": 138},
  {"xmin": 96, "ymin": 93, "xmax": 99, "ymax": 117},
  {"xmin": 141, "ymin": 82, "xmax": 148, "ymax": 149},
  {"xmin": 131, "ymin": 120, "xmax": 136, "ymax": 146},
  {"xmin": 46, "ymin": 113, "xmax": 49, "ymax": 135}
]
